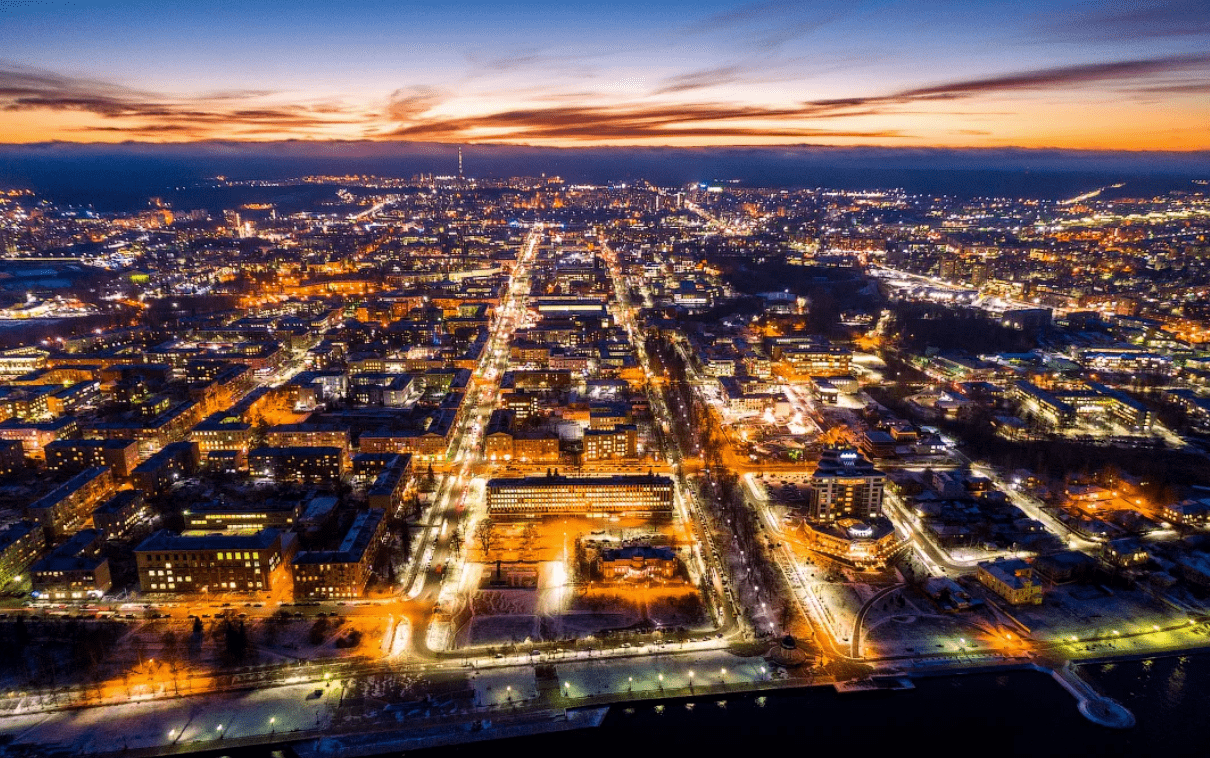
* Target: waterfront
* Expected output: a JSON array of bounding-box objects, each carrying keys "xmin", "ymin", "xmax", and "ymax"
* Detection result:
[{"xmin": 412, "ymin": 656, "xmax": 1210, "ymax": 758}]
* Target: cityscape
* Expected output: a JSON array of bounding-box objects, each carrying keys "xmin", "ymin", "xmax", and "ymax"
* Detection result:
[{"xmin": 1, "ymin": 1, "xmax": 1209, "ymax": 756}]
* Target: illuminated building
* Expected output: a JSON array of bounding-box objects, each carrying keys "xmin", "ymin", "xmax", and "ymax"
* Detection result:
[
  {"xmin": 366, "ymin": 454, "xmax": 413, "ymax": 513},
  {"xmin": 190, "ymin": 414, "xmax": 252, "ymax": 463},
  {"xmin": 768, "ymin": 339, "xmax": 852, "ymax": 377},
  {"xmin": 0, "ymin": 439, "xmax": 24, "ymax": 476},
  {"xmin": 1162, "ymin": 499, "xmax": 1210, "ymax": 527},
  {"xmin": 0, "ymin": 416, "xmax": 78, "ymax": 459},
  {"xmin": 184, "ymin": 499, "xmax": 302, "ymax": 532},
  {"xmin": 1012, "ymin": 380, "xmax": 1154, "ymax": 431},
  {"xmin": 1101, "ymin": 538, "xmax": 1149, "ymax": 569},
  {"xmin": 135, "ymin": 528, "xmax": 297, "ymax": 594},
  {"xmin": 807, "ymin": 449, "xmax": 885, "ymax": 522},
  {"xmin": 0, "ymin": 347, "xmax": 49, "ymax": 377},
  {"xmin": 265, "ymin": 423, "xmax": 351, "ymax": 457},
  {"xmin": 27, "ymin": 466, "xmax": 115, "ymax": 540},
  {"xmin": 45, "ymin": 438, "xmax": 140, "ymax": 478},
  {"xmin": 583, "ymin": 424, "xmax": 638, "ymax": 461},
  {"xmin": 976, "ymin": 558, "xmax": 1043, "ymax": 605},
  {"xmin": 30, "ymin": 528, "xmax": 111, "ymax": 601},
  {"xmin": 511, "ymin": 431, "xmax": 561, "ymax": 463},
  {"xmin": 1078, "ymin": 349, "xmax": 1173, "ymax": 376},
  {"xmin": 800, "ymin": 518, "xmax": 900, "ymax": 567},
  {"xmin": 0, "ymin": 521, "xmax": 44, "ymax": 586},
  {"xmin": 131, "ymin": 441, "xmax": 198, "ymax": 495},
  {"xmin": 292, "ymin": 509, "xmax": 387, "ymax": 599},
  {"xmin": 486, "ymin": 472, "xmax": 673, "ymax": 518},
  {"xmin": 91, "ymin": 490, "xmax": 148, "ymax": 540},
  {"xmin": 597, "ymin": 544, "xmax": 679, "ymax": 582},
  {"xmin": 248, "ymin": 446, "xmax": 344, "ymax": 483},
  {"xmin": 503, "ymin": 369, "xmax": 575, "ymax": 392}
]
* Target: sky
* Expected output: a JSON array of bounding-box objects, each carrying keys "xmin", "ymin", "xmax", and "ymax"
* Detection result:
[{"xmin": 0, "ymin": 0, "xmax": 1207, "ymax": 149}]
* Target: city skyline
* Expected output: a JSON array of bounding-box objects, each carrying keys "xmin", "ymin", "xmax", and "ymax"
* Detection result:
[{"xmin": 1, "ymin": 0, "xmax": 1208, "ymax": 149}]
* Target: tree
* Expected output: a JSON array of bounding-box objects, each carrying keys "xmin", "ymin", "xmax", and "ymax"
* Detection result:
[
  {"xmin": 419, "ymin": 463, "xmax": 437, "ymax": 493},
  {"xmin": 309, "ymin": 617, "xmax": 330, "ymax": 646},
  {"xmin": 475, "ymin": 518, "xmax": 497, "ymax": 558}
]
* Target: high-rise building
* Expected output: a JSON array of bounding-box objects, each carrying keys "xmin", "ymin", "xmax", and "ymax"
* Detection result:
[{"xmin": 807, "ymin": 448, "xmax": 885, "ymax": 522}]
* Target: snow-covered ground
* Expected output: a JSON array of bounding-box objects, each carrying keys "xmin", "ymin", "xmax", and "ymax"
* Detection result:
[
  {"xmin": 0, "ymin": 680, "xmax": 344, "ymax": 753},
  {"xmin": 555, "ymin": 650, "xmax": 769, "ymax": 699}
]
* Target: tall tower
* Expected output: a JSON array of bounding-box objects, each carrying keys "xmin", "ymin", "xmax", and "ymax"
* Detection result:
[{"xmin": 458, "ymin": 146, "xmax": 464, "ymax": 181}]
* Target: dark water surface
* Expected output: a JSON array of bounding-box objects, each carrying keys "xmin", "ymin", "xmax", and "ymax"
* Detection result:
[{"xmin": 418, "ymin": 656, "xmax": 1210, "ymax": 758}]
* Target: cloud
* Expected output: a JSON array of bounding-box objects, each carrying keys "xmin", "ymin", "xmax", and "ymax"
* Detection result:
[
  {"xmin": 3, "ymin": 50, "xmax": 1209, "ymax": 146},
  {"xmin": 372, "ymin": 52, "xmax": 1210, "ymax": 144},
  {"xmin": 386, "ymin": 87, "xmax": 443, "ymax": 122},
  {"xmin": 382, "ymin": 101, "xmax": 907, "ymax": 143},
  {"xmin": 683, "ymin": 0, "xmax": 856, "ymax": 50},
  {"xmin": 651, "ymin": 65, "xmax": 753, "ymax": 95},
  {"xmin": 792, "ymin": 53, "xmax": 1210, "ymax": 119},
  {"xmin": 894, "ymin": 54, "xmax": 1210, "ymax": 99},
  {"xmin": 0, "ymin": 63, "xmax": 362, "ymax": 137},
  {"xmin": 1049, "ymin": 0, "xmax": 1210, "ymax": 41}
]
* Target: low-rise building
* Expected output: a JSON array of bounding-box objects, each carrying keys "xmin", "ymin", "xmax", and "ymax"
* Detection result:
[
  {"xmin": 45, "ymin": 438, "xmax": 140, "ymax": 478},
  {"xmin": 0, "ymin": 439, "xmax": 24, "ymax": 476},
  {"xmin": 292, "ymin": 509, "xmax": 387, "ymax": 599},
  {"xmin": 583, "ymin": 424, "xmax": 638, "ymax": 461},
  {"xmin": 183, "ymin": 498, "xmax": 302, "ymax": 532},
  {"xmin": 91, "ymin": 489, "xmax": 148, "ymax": 539},
  {"xmin": 135, "ymin": 528, "xmax": 297, "ymax": 594},
  {"xmin": 190, "ymin": 414, "xmax": 252, "ymax": 463},
  {"xmin": 30, "ymin": 529, "xmax": 111, "ymax": 601},
  {"xmin": 366, "ymin": 454, "xmax": 413, "ymax": 514},
  {"xmin": 0, "ymin": 416, "xmax": 78, "ymax": 459},
  {"xmin": 598, "ymin": 544, "xmax": 679, "ymax": 582},
  {"xmin": 131, "ymin": 441, "xmax": 198, "ymax": 495},
  {"xmin": 1162, "ymin": 499, "xmax": 1210, "ymax": 527},
  {"xmin": 486, "ymin": 472, "xmax": 674, "ymax": 518},
  {"xmin": 976, "ymin": 558, "xmax": 1043, "ymax": 605},
  {"xmin": 0, "ymin": 521, "xmax": 44, "ymax": 586},
  {"xmin": 248, "ymin": 446, "xmax": 344, "ymax": 483},
  {"xmin": 800, "ymin": 517, "xmax": 900, "ymax": 567},
  {"xmin": 27, "ymin": 466, "xmax": 115, "ymax": 540},
  {"xmin": 1101, "ymin": 538, "xmax": 1149, "ymax": 569}
]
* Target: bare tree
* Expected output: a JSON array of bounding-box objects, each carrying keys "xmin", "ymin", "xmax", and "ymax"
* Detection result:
[{"xmin": 475, "ymin": 518, "xmax": 497, "ymax": 558}]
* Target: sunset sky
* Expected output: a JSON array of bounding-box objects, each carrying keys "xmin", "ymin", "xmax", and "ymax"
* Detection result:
[{"xmin": 1, "ymin": 0, "xmax": 1208, "ymax": 149}]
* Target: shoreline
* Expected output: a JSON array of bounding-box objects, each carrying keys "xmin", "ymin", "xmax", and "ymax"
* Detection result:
[{"xmin": 6, "ymin": 648, "xmax": 1185, "ymax": 757}]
